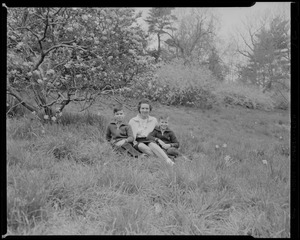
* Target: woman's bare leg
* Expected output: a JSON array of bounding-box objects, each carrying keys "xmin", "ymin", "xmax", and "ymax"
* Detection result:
[
  {"xmin": 148, "ymin": 142, "xmax": 174, "ymax": 164},
  {"xmin": 137, "ymin": 143, "xmax": 154, "ymax": 156}
]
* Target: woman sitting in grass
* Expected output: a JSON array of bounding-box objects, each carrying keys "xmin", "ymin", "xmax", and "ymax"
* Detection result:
[{"xmin": 128, "ymin": 99, "xmax": 175, "ymax": 165}]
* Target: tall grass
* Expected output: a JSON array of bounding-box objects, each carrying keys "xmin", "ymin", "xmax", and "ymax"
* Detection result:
[{"xmin": 6, "ymin": 105, "xmax": 290, "ymax": 236}]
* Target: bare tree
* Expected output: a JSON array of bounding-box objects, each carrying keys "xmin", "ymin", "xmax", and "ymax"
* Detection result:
[{"xmin": 162, "ymin": 8, "xmax": 218, "ymax": 65}]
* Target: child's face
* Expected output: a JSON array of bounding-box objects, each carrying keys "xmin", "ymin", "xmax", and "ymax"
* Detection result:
[
  {"xmin": 159, "ymin": 119, "xmax": 168, "ymax": 130},
  {"xmin": 114, "ymin": 110, "xmax": 124, "ymax": 122}
]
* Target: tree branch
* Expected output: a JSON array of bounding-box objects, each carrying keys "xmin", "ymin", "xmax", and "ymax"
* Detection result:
[
  {"xmin": 43, "ymin": 42, "xmax": 85, "ymax": 56},
  {"xmin": 239, "ymin": 32, "xmax": 254, "ymax": 52},
  {"xmin": 7, "ymin": 87, "xmax": 37, "ymax": 112},
  {"xmin": 237, "ymin": 49, "xmax": 252, "ymax": 59},
  {"xmin": 39, "ymin": 8, "xmax": 50, "ymax": 42}
]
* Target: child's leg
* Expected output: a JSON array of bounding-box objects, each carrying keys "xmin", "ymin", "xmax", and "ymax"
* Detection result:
[
  {"xmin": 122, "ymin": 143, "xmax": 142, "ymax": 157},
  {"xmin": 137, "ymin": 143, "xmax": 154, "ymax": 156},
  {"xmin": 148, "ymin": 142, "xmax": 174, "ymax": 164},
  {"xmin": 166, "ymin": 147, "xmax": 180, "ymax": 157}
]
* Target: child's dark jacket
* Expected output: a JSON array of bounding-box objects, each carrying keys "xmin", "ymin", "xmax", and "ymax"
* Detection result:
[
  {"xmin": 106, "ymin": 120, "xmax": 134, "ymax": 144},
  {"xmin": 147, "ymin": 126, "xmax": 179, "ymax": 148}
]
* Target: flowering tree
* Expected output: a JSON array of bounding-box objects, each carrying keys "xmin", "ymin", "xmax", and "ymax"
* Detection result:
[{"xmin": 7, "ymin": 7, "xmax": 154, "ymax": 120}]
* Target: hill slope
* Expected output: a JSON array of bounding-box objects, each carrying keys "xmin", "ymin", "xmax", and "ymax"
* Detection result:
[{"xmin": 6, "ymin": 100, "xmax": 290, "ymax": 236}]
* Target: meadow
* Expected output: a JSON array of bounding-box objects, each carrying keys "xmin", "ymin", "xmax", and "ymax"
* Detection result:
[{"xmin": 6, "ymin": 97, "xmax": 290, "ymax": 236}]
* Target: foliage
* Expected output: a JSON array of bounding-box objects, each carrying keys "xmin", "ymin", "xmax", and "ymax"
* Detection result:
[
  {"xmin": 157, "ymin": 59, "xmax": 218, "ymax": 90},
  {"xmin": 145, "ymin": 8, "xmax": 177, "ymax": 61},
  {"xmin": 7, "ymin": 7, "xmax": 154, "ymax": 119},
  {"xmin": 162, "ymin": 9, "xmax": 218, "ymax": 65},
  {"xmin": 270, "ymin": 90, "xmax": 290, "ymax": 111},
  {"xmin": 237, "ymin": 15, "xmax": 290, "ymax": 93},
  {"xmin": 207, "ymin": 46, "xmax": 226, "ymax": 81},
  {"xmin": 123, "ymin": 59, "xmax": 217, "ymax": 109}
]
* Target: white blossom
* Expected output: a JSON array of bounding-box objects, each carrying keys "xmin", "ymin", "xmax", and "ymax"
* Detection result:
[{"xmin": 262, "ymin": 160, "xmax": 268, "ymax": 165}]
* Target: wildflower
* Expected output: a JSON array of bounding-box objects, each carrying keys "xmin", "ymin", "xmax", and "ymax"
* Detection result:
[
  {"xmin": 58, "ymin": 112, "xmax": 63, "ymax": 117},
  {"xmin": 190, "ymin": 131, "xmax": 195, "ymax": 139},
  {"xmin": 32, "ymin": 111, "xmax": 36, "ymax": 115},
  {"xmin": 262, "ymin": 160, "xmax": 268, "ymax": 165},
  {"xmin": 44, "ymin": 115, "xmax": 49, "ymax": 120},
  {"xmin": 154, "ymin": 203, "xmax": 162, "ymax": 214},
  {"xmin": 224, "ymin": 155, "xmax": 233, "ymax": 166},
  {"xmin": 222, "ymin": 143, "xmax": 227, "ymax": 148},
  {"xmin": 215, "ymin": 145, "xmax": 219, "ymax": 149},
  {"xmin": 41, "ymin": 130, "xmax": 45, "ymax": 134},
  {"xmin": 51, "ymin": 116, "xmax": 57, "ymax": 122},
  {"xmin": 37, "ymin": 79, "xmax": 43, "ymax": 84}
]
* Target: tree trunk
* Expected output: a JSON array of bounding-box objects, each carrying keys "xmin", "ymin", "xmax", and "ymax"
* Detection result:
[{"xmin": 157, "ymin": 33, "xmax": 161, "ymax": 62}]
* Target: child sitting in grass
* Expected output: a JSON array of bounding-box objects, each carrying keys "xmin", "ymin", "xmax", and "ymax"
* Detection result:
[
  {"xmin": 147, "ymin": 114, "xmax": 180, "ymax": 160},
  {"xmin": 105, "ymin": 105, "xmax": 141, "ymax": 158}
]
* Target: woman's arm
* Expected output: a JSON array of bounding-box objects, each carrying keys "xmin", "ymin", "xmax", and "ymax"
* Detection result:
[{"xmin": 147, "ymin": 129, "xmax": 157, "ymax": 141}]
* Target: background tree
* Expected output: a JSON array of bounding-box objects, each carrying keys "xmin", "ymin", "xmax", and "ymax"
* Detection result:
[
  {"xmin": 145, "ymin": 8, "xmax": 177, "ymax": 62},
  {"xmin": 7, "ymin": 7, "xmax": 154, "ymax": 119},
  {"xmin": 161, "ymin": 8, "xmax": 218, "ymax": 66},
  {"xmin": 207, "ymin": 46, "xmax": 226, "ymax": 81},
  {"xmin": 236, "ymin": 14, "xmax": 290, "ymax": 94}
]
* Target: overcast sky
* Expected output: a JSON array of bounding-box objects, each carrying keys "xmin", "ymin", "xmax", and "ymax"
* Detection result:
[{"xmin": 135, "ymin": 3, "xmax": 291, "ymax": 47}]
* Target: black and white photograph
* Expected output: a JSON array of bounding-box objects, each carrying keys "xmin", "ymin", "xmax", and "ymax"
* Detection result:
[{"xmin": 5, "ymin": 3, "xmax": 293, "ymax": 236}]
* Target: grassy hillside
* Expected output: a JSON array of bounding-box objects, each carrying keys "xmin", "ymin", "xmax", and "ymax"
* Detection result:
[{"xmin": 6, "ymin": 98, "xmax": 290, "ymax": 236}]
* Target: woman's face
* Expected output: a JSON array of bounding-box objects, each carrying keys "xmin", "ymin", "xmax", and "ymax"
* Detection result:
[{"xmin": 139, "ymin": 103, "xmax": 150, "ymax": 118}]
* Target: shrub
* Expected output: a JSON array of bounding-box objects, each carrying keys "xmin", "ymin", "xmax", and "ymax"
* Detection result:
[
  {"xmin": 156, "ymin": 59, "xmax": 218, "ymax": 91},
  {"xmin": 271, "ymin": 90, "xmax": 290, "ymax": 111},
  {"xmin": 123, "ymin": 60, "xmax": 218, "ymax": 109},
  {"xmin": 214, "ymin": 82, "xmax": 275, "ymax": 111}
]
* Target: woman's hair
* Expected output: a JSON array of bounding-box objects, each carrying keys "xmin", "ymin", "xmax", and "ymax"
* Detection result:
[
  {"xmin": 113, "ymin": 104, "xmax": 123, "ymax": 114},
  {"xmin": 137, "ymin": 99, "xmax": 152, "ymax": 113}
]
